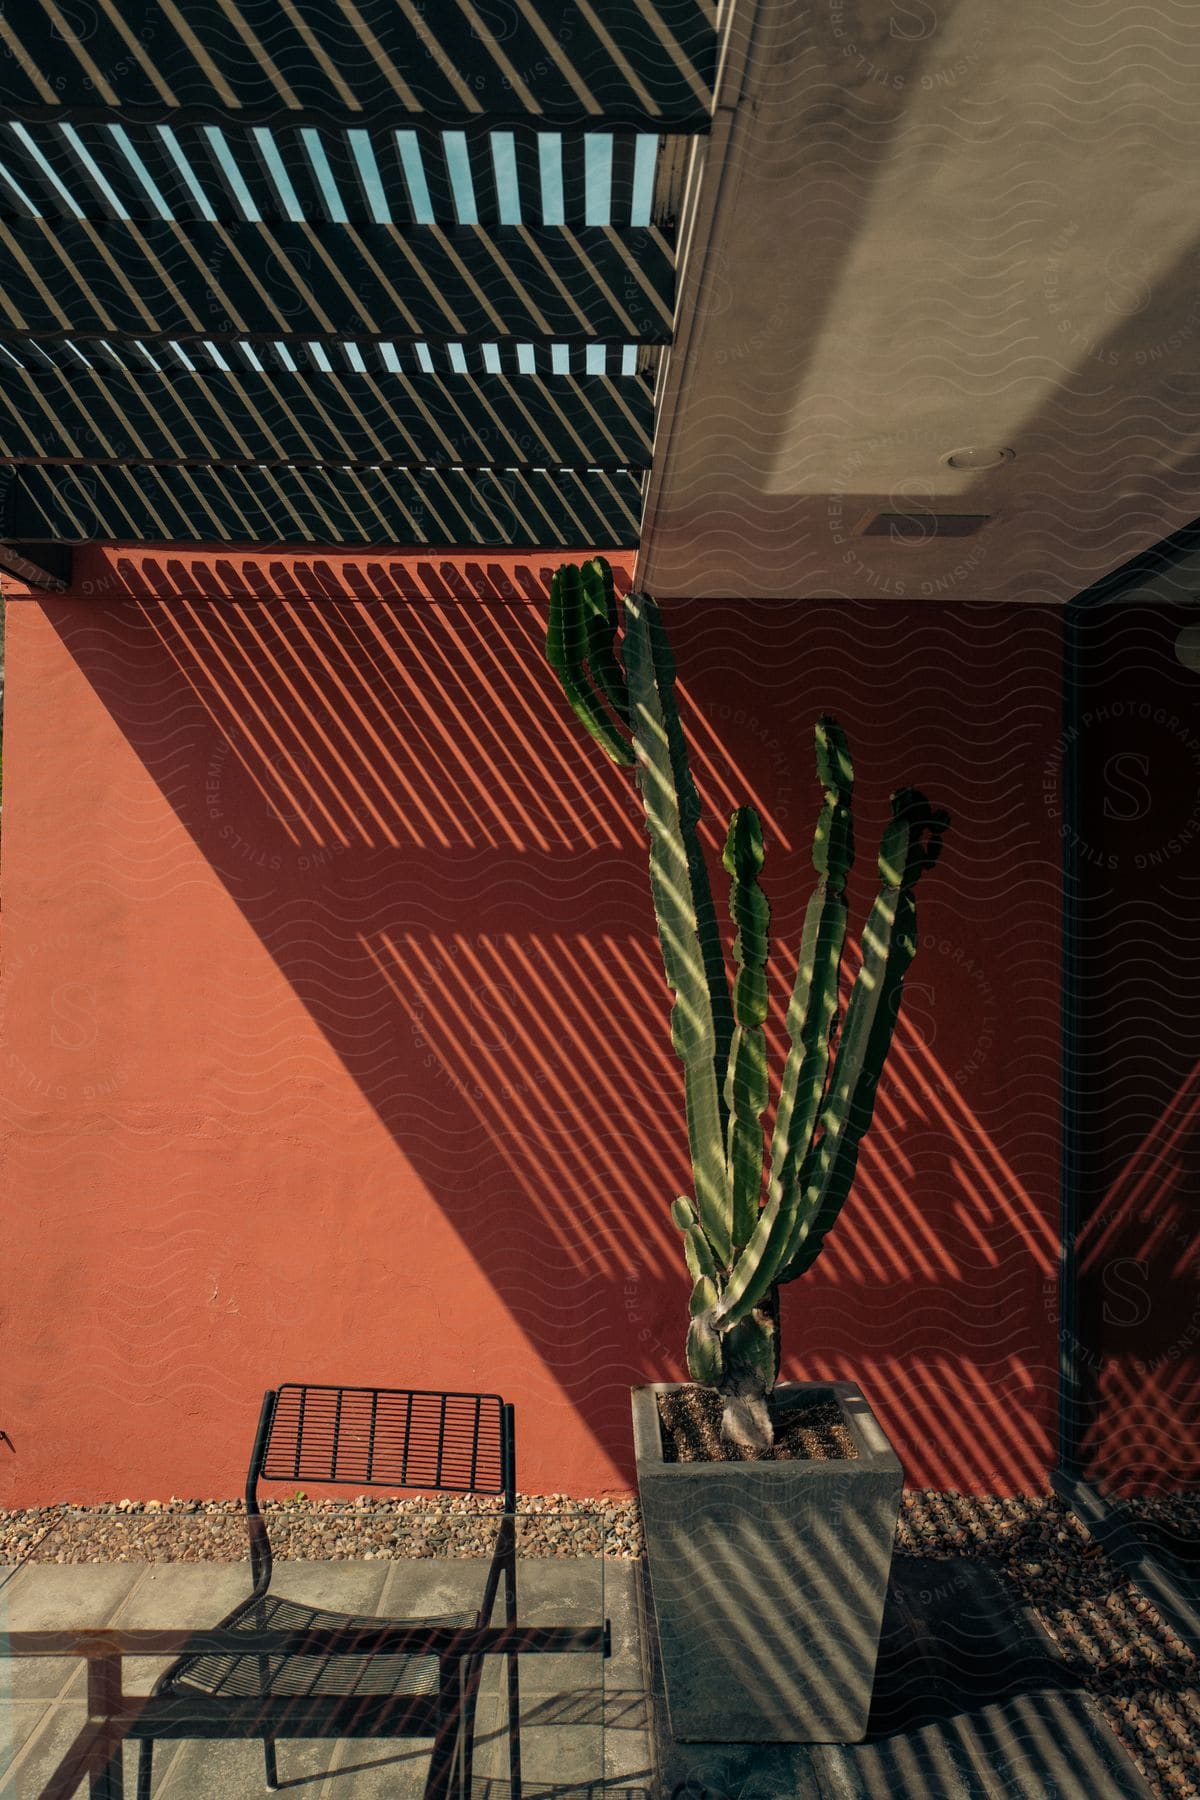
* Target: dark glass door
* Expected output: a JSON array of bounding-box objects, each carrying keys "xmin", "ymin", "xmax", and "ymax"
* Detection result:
[{"xmin": 1066, "ymin": 597, "xmax": 1200, "ymax": 1573}]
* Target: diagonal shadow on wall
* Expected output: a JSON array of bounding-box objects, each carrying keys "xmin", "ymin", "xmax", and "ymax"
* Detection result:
[{"xmin": 33, "ymin": 554, "xmax": 1061, "ymax": 1493}]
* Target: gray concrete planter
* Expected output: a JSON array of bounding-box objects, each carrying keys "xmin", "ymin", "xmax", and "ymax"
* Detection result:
[{"xmin": 631, "ymin": 1379, "xmax": 902, "ymax": 1743}]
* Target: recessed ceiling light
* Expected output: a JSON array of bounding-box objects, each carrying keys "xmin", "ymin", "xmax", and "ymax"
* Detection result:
[{"xmin": 941, "ymin": 445, "xmax": 1016, "ymax": 471}]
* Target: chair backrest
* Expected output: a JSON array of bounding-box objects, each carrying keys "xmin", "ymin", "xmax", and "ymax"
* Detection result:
[{"xmin": 252, "ymin": 1383, "xmax": 515, "ymax": 1507}]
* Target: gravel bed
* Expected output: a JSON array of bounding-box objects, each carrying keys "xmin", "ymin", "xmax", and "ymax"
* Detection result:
[
  {"xmin": 0, "ymin": 1493, "xmax": 644, "ymax": 1565},
  {"xmin": 2, "ymin": 1490, "xmax": 1195, "ymax": 1799}
]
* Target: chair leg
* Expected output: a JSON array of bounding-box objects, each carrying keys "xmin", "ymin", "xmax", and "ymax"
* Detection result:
[
  {"xmin": 89, "ymin": 1739, "xmax": 125, "ymax": 1800},
  {"xmin": 136, "ymin": 1738, "xmax": 154, "ymax": 1800},
  {"xmin": 263, "ymin": 1738, "xmax": 279, "ymax": 1791},
  {"xmin": 507, "ymin": 1649, "xmax": 522, "ymax": 1797},
  {"xmin": 457, "ymin": 1654, "xmax": 480, "ymax": 1800}
]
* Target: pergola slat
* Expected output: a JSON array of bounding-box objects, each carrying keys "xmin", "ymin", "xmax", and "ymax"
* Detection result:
[
  {"xmin": 0, "ymin": 369, "xmax": 653, "ymax": 468},
  {"xmin": 6, "ymin": 462, "xmax": 643, "ymax": 549},
  {"xmin": 464, "ymin": 132, "xmax": 501, "ymax": 228},
  {"xmin": 417, "ymin": 137, "xmax": 457, "ymax": 227},
  {"xmin": 0, "ymin": 2, "xmax": 716, "ymax": 129},
  {"xmin": 105, "ymin": 123, "xmax": 205, "ymax": 218},
  {"xmin": 61, "ymin": 130, "xmax": 157, "ymax": 219},
  {"xmin": 0, "ymin": 338, "xmax": 642, "ymax": 377},
  {"xmin": 0, "ymin": 119, "xmax": 670, "ymax": 229},
  {"xmin": 611, "ymin": 136, "xmax": 640, "ymax": 228},
  {"xmin": 561, "ymin": 138, "xmax": 589, "ymax": 225},
  {"xmin": 510, "ymin": 131, "xmax": 546, "ymax": 227},
  {"xmin": 0, "ymin": 219, "xmax": 675, "ymax": 343}
]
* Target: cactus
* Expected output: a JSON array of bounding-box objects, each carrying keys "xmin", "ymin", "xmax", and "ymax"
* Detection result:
[{"xmin": 545, "ymin": 559, "xmax": 949, "ymax": 1453}]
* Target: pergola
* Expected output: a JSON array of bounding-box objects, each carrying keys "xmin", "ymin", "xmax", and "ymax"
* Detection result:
[{"xmin": 0, "ymin": 0, "xmax": 716, "ymax": 581}]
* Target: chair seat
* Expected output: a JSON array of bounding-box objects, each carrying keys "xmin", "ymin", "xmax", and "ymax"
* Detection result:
[{"xmin": 161, "ymin": 1590, "xmax": 479, "ymax": 1702}]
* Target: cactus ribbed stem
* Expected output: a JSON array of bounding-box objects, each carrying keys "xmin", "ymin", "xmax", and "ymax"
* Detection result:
[
  {"xmin": 543, "ymin": 561, "xmax": 948, "ymax": 1450},
  {"xmin": 723, "ymin": 807, "xmax": 770, "ymax": 1251},
  {"xmin": 623, "ymin": 592, "xmax": 731, "ymax": 1265}
]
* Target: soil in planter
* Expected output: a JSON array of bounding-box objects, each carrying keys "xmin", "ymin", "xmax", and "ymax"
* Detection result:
[{"xmin": 657, "ymin": 1385, "xmax": 860, "ymax": 1463}]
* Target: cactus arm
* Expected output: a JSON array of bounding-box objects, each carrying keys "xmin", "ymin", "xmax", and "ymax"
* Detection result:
[
  {"xmin": 545, "ymin": 563, "xmax": 634, "ymax": 766},
  {"xmin": 642, "ymin": 597, "xmax": 735, "ymax": 1127},
  {"xmin": 722, "ymin": 807, "xmax": 771, "ymax": 1251},
  {"xmin": 690, "ymin": 1274, "xmax": 719, "ymax": 1316},
  {"xmin": 673, "ymin": 1196, "xmax": 719, "ymax": 1283},
  {"xmin": 624, "ymin": 592, "xmax": 732, "ymax": 1265},
  {"xmin": 769, "ymin": 716, "xmax": 853, "ymax": 1199},
  {"xmin": 579, "ymin": 557, "xmax": 630, "ymax": 726},
  {"xmin": 772, "ymin": 886, "xmax": 848, "ymax": 1191},
  {"xmin": 714, "ymin": 787, "xmax": 948, "ymax": 1329},
  {"xmin": 709, "ymin": 885, "xmax": 846, "ymax": 1318},
  {"xmin": 687, "ymin": 1312, "xmax": 724, "ymax": 1385},
  {"xmin": 703, "ymin": 724, "xmax": 853, "ymax": 1327},
  {"xmin": 777, "ymin": 896, "xmax": 914, "ymax": 1283},
  {"xmin": 776, "ymin": 789, "xmax": 950, "ymax": 1282}
]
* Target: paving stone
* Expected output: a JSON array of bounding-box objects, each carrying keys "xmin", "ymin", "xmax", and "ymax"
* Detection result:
[
  {"xmin": 1, "ymin": 1561, "xmax": 144, "ymax": 1626},
  {"xmin": 262, "ymin": 1559, "xmax": 390, "ymax": 1615},
  {"xmin": 155, "ymin": 1730, "xmax": 337, "ymax": 1797},
  {"xmin": 321, "ymin": 1733, "xmax": 446, "ymax": 1797},
  {"xmin": 469, "ymin": 1693, "xmax": 608, "ymax": 1791},
  {"xmin": 1, "ymin": 1700, "xmax": 89, "ymax": 1800},
  {"xmin": 0, "ymin": 1699, "xmax": 52, "ymax": 1779},
  {"xmin": 378, "ymin": 1557, "xmax": 493, "ymax": 1622},
  {"xmin": 86, "ymin": 1559, "xmax": 254, "ymax": 1700},
  {"xmin": 602, "ymin": 1686, "xmax": 655, "ymax": 1784},
  {"xmin": 0, "ymin": 1562, "xmax": 143, "ymax": 1702}
]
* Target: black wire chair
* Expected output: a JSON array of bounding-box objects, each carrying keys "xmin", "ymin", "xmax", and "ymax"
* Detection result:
[{"xmin": 136, "ymin": 1383, "xmax": 521, "ymax": 1800}]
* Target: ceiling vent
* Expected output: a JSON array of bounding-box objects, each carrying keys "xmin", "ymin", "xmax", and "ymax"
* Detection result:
[{"xmin": 859, "ymin": 512, "xmax": 992, "ymax": 542}]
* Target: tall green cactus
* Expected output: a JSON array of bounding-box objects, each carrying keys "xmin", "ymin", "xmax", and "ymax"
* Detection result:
[{"xmin": 545, "ymin": 559, "xmax": 949, "ymax": 1452}]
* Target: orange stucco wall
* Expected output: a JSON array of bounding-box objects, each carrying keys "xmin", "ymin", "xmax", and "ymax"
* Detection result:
[{"xmin": 0, "ymin": 549, "xmax": 1063, "ymax": 1503}]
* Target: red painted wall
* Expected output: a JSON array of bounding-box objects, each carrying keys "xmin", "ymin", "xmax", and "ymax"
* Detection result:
[{"xmin": 0, "ymin": 549, "xmax": 1063, "ymax": 1503}]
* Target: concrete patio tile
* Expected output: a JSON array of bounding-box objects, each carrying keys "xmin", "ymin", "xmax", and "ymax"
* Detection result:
[
  {"xmin": 1, "ymin": 1561, "xmax": 144, "ymax": 1624},
  {"xmin": 602, "ymin": 1686, "xmax": 655, "ymax": 1785},
  {"xmin": 264, "ymin": 1559, "xmax": 390, "ymax": 1615},
  {"xmin": 1, "ymin": 1699, "xmax": 89, "ymax": 1800},
  {"xmin": 92, "ymin": 1558, "xmax": 254, "ymax": 1699},
  {"xmin": 597, "ymin": 1562, "xmax": 642, "ymax": 1689},
  {"xmin": 320, "ymin": 1733, "xmax": 447, "ymax": 1797},
  {"xmin": 378, "ymin": 1558, "xmax": 492, "ymax": 1622},
  {"xmin": 484, "ymin": 1559, "xmax": 611, "ymax": 1696},
  {"xmin": 0, "ymin": 1562, "xmax": 143, "ymax": 1702},
  {"xmin": 154, "ymin": 1731, "xmax": 336, "ymax": 1797},
  {"xmin": 0, "ymin": 1699, "xmax": 53, "ymax": 1779},
  {"xmin": 469, "ymin": 1694, "xmax": 608, "ymax": 1791}
]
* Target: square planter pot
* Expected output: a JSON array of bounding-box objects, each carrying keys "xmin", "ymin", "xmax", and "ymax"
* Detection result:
[{"xmin": 632, "ymin": 1379, "xmax": 902, "ymax": 1743}]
